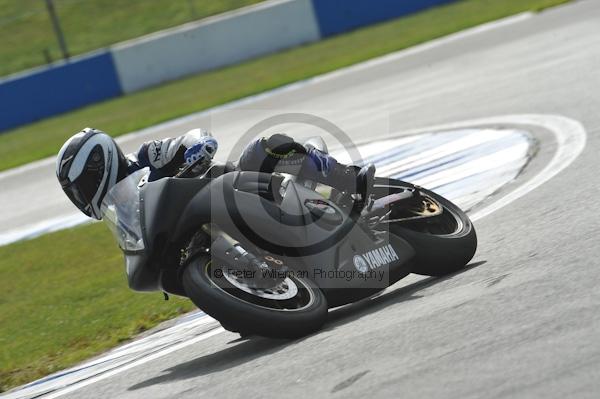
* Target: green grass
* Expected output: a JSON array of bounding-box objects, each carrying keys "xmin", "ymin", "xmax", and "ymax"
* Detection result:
[
  {"xmin": 0, "ymin": 0, "xmax": 571, "ymax": 173},
  {"xmin": 0, "ymin": 0, "xmax": 264, "ymax": 77},
  {"xmin": 0, "ymin": 0, "xmax": 572, "ymax": 392},
  {"xmin": 0, "ymin": 222, "xmax": 196, "ymax": 392}
]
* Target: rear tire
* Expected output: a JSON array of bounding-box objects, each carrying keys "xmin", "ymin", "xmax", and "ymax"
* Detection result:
[
  {"xmin": 182, "ymin": 256, "xmax": 328, "ymax": 338},
  {"xmin": 375, "ymin": 178, "xmax": 477, "ymax": 276}
]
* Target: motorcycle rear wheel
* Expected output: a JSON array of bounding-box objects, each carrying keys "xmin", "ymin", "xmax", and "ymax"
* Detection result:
[{"xmin": 374, "ymin": 178, "xmax": 477, "ymax": 277}]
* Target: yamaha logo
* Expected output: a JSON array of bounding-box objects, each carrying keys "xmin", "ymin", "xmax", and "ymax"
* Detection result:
[
  {"xmin": 353, "ymin": 255, "xmax": 369, "ymax": 273},
  {"xmin": 353, "ymin": 244, "xmax": 399, "ymax": 272}
]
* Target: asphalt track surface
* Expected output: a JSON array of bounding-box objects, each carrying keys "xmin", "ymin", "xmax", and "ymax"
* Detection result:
[{"xmin": 3, "ymin": 1, "xmax": 600, "ymax": 397}]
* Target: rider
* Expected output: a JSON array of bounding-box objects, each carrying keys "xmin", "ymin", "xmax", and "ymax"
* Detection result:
[{"xmin": 56, "ymin": 127, "xmax": 373, "ymax": 220}]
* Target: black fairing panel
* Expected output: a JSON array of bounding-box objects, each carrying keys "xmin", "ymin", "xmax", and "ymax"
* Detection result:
[
  {"xmin": 172, "ymin": 172, "xmax": 284, "ymax": 253},
  {"xmin": 124, "ymin": 177, "xmax": 210, "ymax": 292},
  {"xmin": 142, "ymin": 177, "xmax": 211, "ymax": 250},
  {"xmin": 172, "ymin": 171, "xmax": 361, "ymax": 257},
  {"xmin": 123, "ymin": 253, "xmax": 159, "ymax": 292}
]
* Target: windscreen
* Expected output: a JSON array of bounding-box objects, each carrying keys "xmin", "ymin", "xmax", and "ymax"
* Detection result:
[{"xmin": 100, "ymin": 168, "xmax": 149, "ymax": 252}]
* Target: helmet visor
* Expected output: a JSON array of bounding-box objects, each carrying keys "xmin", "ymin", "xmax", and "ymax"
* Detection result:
[
  {"xmin": 61, "ymin": 148, "xmax": 106, "ymax": 218},
  {"xmin": 62, "ymin": 180, "xmax": 93, "ymax": 217}
]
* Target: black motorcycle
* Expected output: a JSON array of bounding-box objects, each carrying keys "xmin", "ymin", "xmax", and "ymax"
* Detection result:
[{"xmin": 101, "ymin": 138, "xmax": 476, "ymax": 338}]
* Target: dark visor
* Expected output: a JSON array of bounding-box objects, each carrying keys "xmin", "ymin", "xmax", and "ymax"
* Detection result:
[{"xmin": 61, "ymin": 152, "xmax": 105, "ymax": 217}]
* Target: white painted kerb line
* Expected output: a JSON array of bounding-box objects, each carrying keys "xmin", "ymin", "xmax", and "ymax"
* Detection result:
[
  {"xmin": 40, "ymin": 327, "xmax": 225, "ymax": 399},
  {"xmin": 466, "ymin": 115, "xmax": 586, "ymax": 221}
]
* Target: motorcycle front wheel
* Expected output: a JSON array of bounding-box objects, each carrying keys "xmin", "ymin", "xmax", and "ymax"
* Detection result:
[{"xmin": 182, "ymin": 255, "xmax": 328, "ymax": 338}]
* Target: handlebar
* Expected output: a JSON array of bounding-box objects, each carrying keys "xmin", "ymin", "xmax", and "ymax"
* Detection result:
[{"xmin": 175, "ymin": 158, "xmax": 211, "ymax": 178}]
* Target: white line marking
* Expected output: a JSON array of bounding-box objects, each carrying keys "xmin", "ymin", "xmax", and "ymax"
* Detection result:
[
  {"xmin": 469, "ymin": 115, "xmax": 586, "ymax": 221},
  {"xmin": 0, "ymin": 214, "xmax": 92, "ymax": 246},
  {"xmin": 39, "ymin": 327, "xmax": 225, "ymax": 399}
]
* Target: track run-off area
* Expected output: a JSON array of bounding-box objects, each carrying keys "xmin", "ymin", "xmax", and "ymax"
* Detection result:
[{"xmin": 2, "ymin": 1, "xmax": 600, "ymax": 398}]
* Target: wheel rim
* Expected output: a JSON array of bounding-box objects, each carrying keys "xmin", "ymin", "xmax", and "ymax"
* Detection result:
[
  {"xmin": 399, "ymin": 200, "xmax": 463, "ymax": 236},
  {"xmin": 375, "ymin": 184, "xmax": 464, "ymax": 236},
  {"xmin": 203, "ymin": 261, "xmax": 316, "ymax": 312},
  {"xmin": 223, "ymin": 271, "xmax": 299, "ymax": 300}
]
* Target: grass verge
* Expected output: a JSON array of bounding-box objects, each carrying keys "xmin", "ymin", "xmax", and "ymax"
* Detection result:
[
  {"xmin": 0, "ymin": 0, "xmax": 572, "ymax": 392},
  {"xmin": 0, "ymin": 222, "xmax": 195, "ymax": 392},
  {"xmin": 0, "ymin": 0, "xmax": 571, "ymax": 172}
]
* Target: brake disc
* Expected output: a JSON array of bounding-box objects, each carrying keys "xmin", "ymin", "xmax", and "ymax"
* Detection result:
[{"xmin": 223, "ymin": 271, "xmax": 299, "ymax": 300}]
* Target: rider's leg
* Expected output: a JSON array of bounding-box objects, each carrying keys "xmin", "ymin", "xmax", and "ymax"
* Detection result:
[{"xmin": 238, "ymin": 133, "xmax": 375, "ymax": 203}]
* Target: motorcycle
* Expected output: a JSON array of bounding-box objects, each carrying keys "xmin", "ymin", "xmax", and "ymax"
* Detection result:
[{"xmin": 101, "ymin": 138, "xmax": 477, "ymax": 338}]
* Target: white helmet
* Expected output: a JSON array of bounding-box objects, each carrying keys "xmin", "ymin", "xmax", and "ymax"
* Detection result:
[{"xmin": 56, "ymin": 128, "xmax": 128, "ymax": 219}]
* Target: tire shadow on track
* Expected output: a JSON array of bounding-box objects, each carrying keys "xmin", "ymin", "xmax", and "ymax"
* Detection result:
[
  {"xmin": 128, "ymin": 261, "xmax": 485, "ymax": 391},
  {"xmin": 323, "ymin": 260, "xmax": 487, "ymax": 331}
]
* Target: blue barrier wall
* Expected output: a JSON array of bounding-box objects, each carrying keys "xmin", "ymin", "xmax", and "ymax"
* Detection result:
[
  {"xmin": 311, "ymin": 0, "xmax": 457, "ymax": 37},
  {"xmin": 0, "ymin": 0, "xmax": 461, "ymax": 133},
  {"xmin": 0, "ymin": 51, "xmax": 121, "ymax": 132}
]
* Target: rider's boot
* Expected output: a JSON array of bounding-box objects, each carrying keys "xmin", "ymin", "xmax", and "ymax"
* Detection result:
[
  {"xmin": 356, "ymin": 163, "xmax": 376, "ymax": 208},
  {"xmin": 327, "ymin": 163, "xmax": 376, "ymax": 210}
]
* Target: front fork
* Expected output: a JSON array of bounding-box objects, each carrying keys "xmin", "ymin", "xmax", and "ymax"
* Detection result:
[{"xmin": 200, "ymin": 224, "xmax": 286, "ymax": 289}]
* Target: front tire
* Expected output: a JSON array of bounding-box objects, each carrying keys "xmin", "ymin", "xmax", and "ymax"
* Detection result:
[{"xmin": 182, "ymin": 256, "xmax": 328, "ymax": 338}]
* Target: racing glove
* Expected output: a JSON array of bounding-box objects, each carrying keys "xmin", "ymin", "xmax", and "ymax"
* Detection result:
[{"xmin": 184, "ymin": 136, "xmax": 218, "ymax": 166}]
